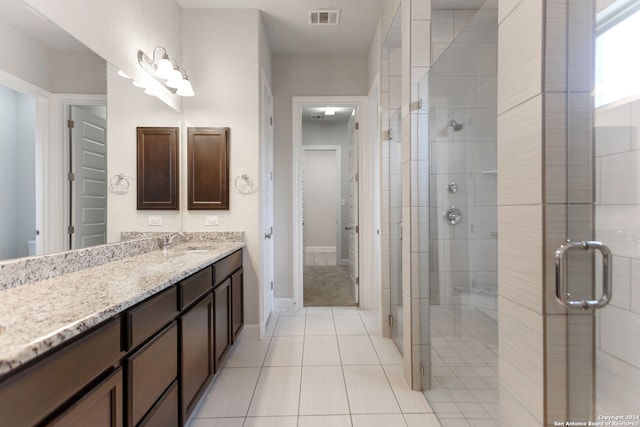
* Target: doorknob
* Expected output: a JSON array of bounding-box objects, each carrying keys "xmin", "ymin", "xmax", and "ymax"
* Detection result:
[
  {"xmin": 344, "ymin": 226, "xmax": 354, "ymax": 231},
  {"xmin": 555, "ymin": 240, "xmax": 612, "ymax": 310}
]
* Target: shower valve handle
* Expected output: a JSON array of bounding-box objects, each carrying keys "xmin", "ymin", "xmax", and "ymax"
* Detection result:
[{"xmin": 444, "ymin": 207, "xmax": 462, "ymax": 225}]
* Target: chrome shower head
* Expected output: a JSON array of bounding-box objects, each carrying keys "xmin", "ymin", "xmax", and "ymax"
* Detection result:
[{"xmin": 448, "ymin": 119, "xmax": 463, "ymax": 131}]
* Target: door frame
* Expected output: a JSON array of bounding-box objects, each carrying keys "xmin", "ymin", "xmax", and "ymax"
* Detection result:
[
  {"xmin": 259, "ymin": 68, "xmax": 274, "ymax": 338},
  {"xmin": 0, "ymin": 70, "xmax": 49, "ymax": 256},
  {"xmin": 292, "ymin": 96, "xmax": 367, "ymax": 308}
]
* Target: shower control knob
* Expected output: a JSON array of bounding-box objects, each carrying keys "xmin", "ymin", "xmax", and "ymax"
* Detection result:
[
  {"xmin": 443, "ymin": 207, "xmax": 462, "ymax": 225},
  {"xmin": 448, "ymin": 182, "xmax": 458, "ymax": 193}
]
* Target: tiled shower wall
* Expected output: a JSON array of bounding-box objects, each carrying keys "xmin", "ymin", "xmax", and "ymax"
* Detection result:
[
  {"xmin": 593, "ymin": 101, "xmax": 640, "ymax": 413},
  {"xmin": 428, "ymin": 8, "xmax": 498, "ymax": 317}
]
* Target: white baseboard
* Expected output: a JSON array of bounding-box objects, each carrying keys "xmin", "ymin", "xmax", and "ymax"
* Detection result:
[{"xmin": 274, "ymin": 298, "xmax": 294, "ymax": 310}]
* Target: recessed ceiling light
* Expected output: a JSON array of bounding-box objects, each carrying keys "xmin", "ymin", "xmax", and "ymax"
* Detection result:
[{"xmin": 325, "ymin": 107, "xmax": 336, "ymax": 115}]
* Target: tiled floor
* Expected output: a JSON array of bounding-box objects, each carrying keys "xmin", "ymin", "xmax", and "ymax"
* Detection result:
[
  {"xmin": 187, "ymin": 306, "xmax": 441, "ymax": 427},
  {"xmin": 426, "ymin": 305, "xmax": 500, "ymax": 427}
]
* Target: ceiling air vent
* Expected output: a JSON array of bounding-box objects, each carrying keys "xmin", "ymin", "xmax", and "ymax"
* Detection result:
[
  {"xmin": 310, "ymin": 114, "xmax": 326, "ymax": 120},
  {"xmin": 308, "ymin": 9, "xmax": 341, "ymax": 25}
]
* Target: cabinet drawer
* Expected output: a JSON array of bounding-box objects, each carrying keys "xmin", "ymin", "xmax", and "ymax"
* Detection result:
[
  {"xmin": 125, "ymin": 286, "xmax": 177, "ymax": 350},
  {"xmin": 0, "ymin": 318, "xmax": 121, "ymax": 427},
  {"xmin": 127, "ymin": 322, "xmax": 178, "ymax": 427},
  {"xmin": 50, "ymin": 367, "xmax": 123, "ymax": 427},
  {"xmin": 178, "ymin": 267, "xmax": 212, "ymax": 309},
  {"xmin": 214, "ymin": 250, "xmax": 242, "ymax": 286},
  {"xmin": 138, "ymin": 380, "xmax": 179, "ymax": 427}
]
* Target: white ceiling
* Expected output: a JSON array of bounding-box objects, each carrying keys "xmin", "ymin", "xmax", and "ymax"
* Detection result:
[
  {"xmin": 0, "ymin": 0, "xmax": 87, "ymax": 51},
  {"xmin": 177, "ymin": 0, "xmax": 386, "ymax": 55}
]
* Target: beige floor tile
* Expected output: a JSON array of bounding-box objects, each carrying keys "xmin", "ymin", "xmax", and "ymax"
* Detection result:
[
  {"xmin": 243, "ymin": 416, "xmax": 298, "ymax": 427},
  {"xmin": 223, "ymin": 337, "xmax": 270, "ymax": 367},
  {"xmin": 188, "ymin": 418, "xmax": 245, "ymax": 427},
  {"xmin": 303, "ymin": 335, "xmax": 342, "ymax": 366},
  {"xmin": 305, "ymin": 315, "xmax": 336, "ymax": 335},
  {"xmin": 299, "ymin": 366, "xmax": 350, "ymax": 415},
  {"xmin": 298, "ymin": 415, "xmax": 352, "ymax": 427},
  {"xmin": 383, "ymin": 364, "xmax": 433, "ymax": 413},
  {"xmin": 333, "ymin": 306, "xmax": 361, "ymax": 316},
  {"xmin": 334, "ymin": 315, "xmax": 368, "ymax": 335},
  {"xmin": 306, "ymin": 307, "xmax": 334, "ymax": 315},
  {"xmin": 247, "ymin": 367, "xmax": 301, "ymax": 416},
  {"xmin": 274, "ymin": 315, "xmax": 306, "ymax": 336},
  {"xmin": 338, "ymin": 335, "xmax": 380, "ymax": 365},
  {"xmin": 264, "ymin": 336, "xmax": 304, "ymax": 366},
  {"xmin": 404, "ymin": 413, "xmax": 442, "ymax": 427},
  {"xmin": 343, "ymin": 365, "xmax": 401, "ymax": 414},
  {"xmin": 193, "ymin": 367, "xmax": 260, "ymax": 418},
  {"xmin": 370, "ymin": 334, "xmax": 403, "ymax": 364},
  {"xmin": 352, "ymin": 413, "xmax": 407, "ymax": 427}
]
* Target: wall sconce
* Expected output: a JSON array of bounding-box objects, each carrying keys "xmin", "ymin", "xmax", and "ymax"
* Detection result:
[{"xmin": 137, "ymin": 46, "xmax": 195, "ymax": 97}]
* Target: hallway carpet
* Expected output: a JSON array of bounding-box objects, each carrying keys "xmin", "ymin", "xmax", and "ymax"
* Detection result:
[{"xmin": 303, "ymin": 265, "xmax": 356, "ymax": 306}]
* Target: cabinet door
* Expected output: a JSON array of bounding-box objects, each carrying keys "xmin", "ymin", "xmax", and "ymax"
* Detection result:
[
  {"xmin": 136, "ymin": 127, "xmax": 179, "ymax": 210},
  {"xmin": 180, "ymin": 294, "xmax": 213, "ymax": 422},
  {"xmin": 231, "ymin": 268, "xmax": 243, "ymax": 342},
  {"xmin": 50, "ymin": 368, "xmax": 123, "ymax": 427},
  {"xmin": 127, "ymin": 323, "xmax": 178, "ymax": 427},
  {"xmin": 213, "ymin": 278, "xmax": 231, "ymax": 370},
  {"xmin": 187, "ymin": 127, "xmax": 229, "ymax": 210}
]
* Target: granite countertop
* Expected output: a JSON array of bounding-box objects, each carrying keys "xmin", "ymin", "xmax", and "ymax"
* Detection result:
[{"xmin": 0, "ymin": 240, "xmax": 244, "ymax": 376}]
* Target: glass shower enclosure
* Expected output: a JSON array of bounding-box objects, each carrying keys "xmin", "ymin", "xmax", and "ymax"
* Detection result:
[{"xmin": 421, "ymin": 1, "xmax": 500, "ymax": 423}]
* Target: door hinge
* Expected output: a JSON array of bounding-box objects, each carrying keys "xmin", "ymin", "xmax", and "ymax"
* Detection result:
[
  {"xmin": 68, "ymin": 225, "xmax": 75, "ymax": 234},
  {"xmin": 355, "ymin": 121, "xmax": 359, "ymax": 130},
  {"xmin": 356, "ymin": 277, "xmax": 359, "ymax": 285},
  {"xmin": 384, "ymin": 130, "xmax": 392, "ymax": 141},
  {"xmin": 67, "ymin": 119, "xmax": 74, "ymax": 129},
  {"xmin": 388, "ymin": 314, "xmax": 393, "ymax": 327},
  {"xmin": 420, "ymin": 364, "xmax": 425, "ymax": 376},
  {"xmin": 270, "ymin": 171, "xmax": 273, "ymax": 181},
  {"xmin": 270, "ymin": 281, "xmax": 274, "ymax": 290},
  {"xmin": 411, "ymin": 99, "xmax": 423, "ymax": 111},
  {"xmin": 68, "ymin": 172, "xmax": 75, "ymax": 182},
  {"xmin": 355, "ymin": 225, "xmax": 359, "ymax": 233},
  {"xmin": 355, "ymin": 173, "xmax": 359, "ymax": 182},
  {"xmin": 270, "ymin": 116, "xmax": 273, "ymax": 126}
]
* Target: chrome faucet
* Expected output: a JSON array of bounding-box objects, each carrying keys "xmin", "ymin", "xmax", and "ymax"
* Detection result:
[{"xmin": 162, "ymin": 232, "xmax": 185, "ymax": 251}]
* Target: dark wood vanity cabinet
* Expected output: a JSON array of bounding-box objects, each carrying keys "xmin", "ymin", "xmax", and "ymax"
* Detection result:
[
  {"xmin": 0, "ymin": 249, "xmax": 243, "ymax": 427},
  {"xmin": 213, "ymin": 278, "xmax": 231, "ymax": 369},
  {"xmin": 50, "ymin": 367, "xmax": 123, "ymax": 427},
  {"xmin": 0, "ymin": 318, "xmax": 122, "ymax": 426},
  {"xmin": 180, "ymin": 293, "xmax": 214, "ymax": 423},
  {"xmin": 231, "ymin": 268, "xmax": 244, "ymax": 342}
]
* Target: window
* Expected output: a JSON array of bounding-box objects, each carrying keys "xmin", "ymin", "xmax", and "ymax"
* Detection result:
[{"xmin": 595, "ymin": 2, "xmax": 640, "ymax": 107}]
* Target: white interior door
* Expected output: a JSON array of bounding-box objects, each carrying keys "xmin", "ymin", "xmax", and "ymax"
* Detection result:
[
  {"xmin": 70, "ymin": 106, "xmax": 107, "ymax": 249},
  {"xmin": 347, "ymin": 110, "xmax": 359, "ymax": 303},
  {"xmin": 261, "ymin": 73, "xmax": 274, "ymax": 328}
]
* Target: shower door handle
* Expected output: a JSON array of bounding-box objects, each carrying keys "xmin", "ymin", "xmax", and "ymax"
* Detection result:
[{"xmin": 554, "ymin": 240, "xmax": 612, "ymax": 310}]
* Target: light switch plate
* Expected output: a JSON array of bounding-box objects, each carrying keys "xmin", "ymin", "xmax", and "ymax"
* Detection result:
[
  {"xmin": 148, "ymin": 216, "xmax": 163, "ymax": 226},
  {"xmin": 205, "ymin": 216, "xmax": 219, "ymax": 226}
]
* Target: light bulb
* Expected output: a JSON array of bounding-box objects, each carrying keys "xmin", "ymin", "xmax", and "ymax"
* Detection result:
[
  {"xmin": 155, "ymin": 56, "xmax": 173, "ymax": 80},
  {"xmin": 176, "ymin": 79, "xmax": 195, "ymax": 97},
  {"xmin": 165, "ymin": 68, "xmax": 183, "ymax": 88}
]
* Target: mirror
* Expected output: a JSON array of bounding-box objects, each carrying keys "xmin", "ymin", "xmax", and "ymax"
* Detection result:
[{"xmin": 0, "ymin": 0, "xmax": 173, "ymax": 261}]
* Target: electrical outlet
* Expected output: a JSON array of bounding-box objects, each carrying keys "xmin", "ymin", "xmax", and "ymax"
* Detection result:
[
  {"xmin": 204, "ymin": 216, "xmax": 219, "ymax": 226},
  {"xmin": 148, "ymin": 216, "xmax": 163, "ymax": 226}
]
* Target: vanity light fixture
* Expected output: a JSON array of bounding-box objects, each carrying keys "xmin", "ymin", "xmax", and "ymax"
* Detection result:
[{"xmin": 137, "ymin": 46, "xmax": 195, "ymax": 97}]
